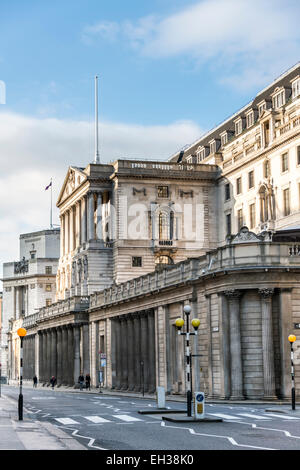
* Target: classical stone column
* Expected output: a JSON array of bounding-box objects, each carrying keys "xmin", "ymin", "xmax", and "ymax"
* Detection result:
[
  {"xmin": 73, "ymin": 325, "xmax": 81, "ymax": 385},
  {"xmin": 148, "ymin": 310, "xmax": 156, "ymax": 393},
  {"xmin": 38, "ymin": 331, "xmax": 43, "ymax": 382},
  {"xmin": 225, "ymin": 289, "xmax": 244, "ymax": 400},
  {"xmin": 81, "ymin": 196, "xmax": 87, "ymax": 245},
  {"xmin": 60, "ymin": 215, "xmax": 64, "ymax": 256},
  {"xmin": 87, "ymin": 192, "xmax": 95, "ymax": 241},
  {"xmin": 279, "ymin": 288, "xmax": 293, "ymax": 398},
  {"xmin": 96, "ymin": 192, "xmax": 103, "ymax": 241},
  {"xmin": 133, "ymin": 314, "xmax": 141, "ymax": 391},
  {"xmin": 127, "ymin": 315, "xmax": 135, "ymax": 391},
  {"xmin": 120, "ymin": 316, "xmax": 128, "ymax": 390},
  {"xmin": 46, "ymin": 330, "xmax": 51, "ymax": 383},
  {"xmin": 140, "ymin": 312, "xmax": 149, "ymax": 392},
  {"xmin": 259, "ymin": 288, "xmax": 276, "ymax": 399},
  {"xmin": 82, "ymin": 323, "xmax": 90, "ymax": 375},
  {"xmin": 114, "ymin": 318, "xmax": 122, "ymax": 389},
  {"xmin": 50, "ymin": 329, "xmax": 57, "ymax": 379},
  {"xmin": 56, "ymin": 327, "xmax": 62, "ymax": 385},
  {"xmin": 65, "ymin": 211, "xmax": 69, "ymax": 254},
  {"xmin": 75, "ymin": 202, "xmax": 81, "ymax": 248},
  {"xmin": 70, "ymin": 206, "xmax": 75, "ymax": 252},
  {"xmin": 61, "ymin": 326, "xmax": 68, "ymax": 385},
  {"xmin": 67, "ymin": 326, "xmax": 74, "ymax": 386}
]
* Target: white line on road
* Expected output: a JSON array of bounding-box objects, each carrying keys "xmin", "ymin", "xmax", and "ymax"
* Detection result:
[
  {"xmin": 54, "ymin": 417, "xmax": 79, "ymax": 425},
  {"xmin": 264, "ymin": 413, "xmax": 300, "ymax": 420},
  {"xmin": 85, "ymin": 416, "xmax": 111, "ymax": 423},
  {"xmin": 113, "ymin": 415, "xmax": 143, "ymax": 422},
  {"xmin": 208, "ymin": 413, "xmax": 242, "ymax": 420},
  {"xmin": 237, "ymin": 413, "xmax": 272, "ymax": 420}
]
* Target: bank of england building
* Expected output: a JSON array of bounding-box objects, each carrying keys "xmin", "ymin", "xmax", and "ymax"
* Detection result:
[{"xmin": 2, "ymin": 62, "xmax": 300, "ymax": 400}]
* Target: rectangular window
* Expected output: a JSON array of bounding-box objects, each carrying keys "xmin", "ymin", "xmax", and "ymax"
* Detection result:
[
  {"xmin": 45, "ymin": 299, "xmax": 52, "ymax": 307},
  {"xmin": 258, "ymin": 102, "xmax": 266, "ymax": 117},
  {"xmin": 236, "ymin": 177, "xmax": 242, "ymax": 195},
  {"xmin": 264, "ymin": 160, "xmax": 270, "ymax": 178},
  {"xmin": 237, "ymin": 209, "xmax": 243, "ymax": 230},
  {"xmin": 210, "ymin": 141, "xmax": 216, "ymax": 154},
  {"xmin": 45, "ymin": 266, "xmax": 52, "ymax": 275},
  {"xmin": 197, "ymin": 148, "xmax": 206, "ymax": 162},
  {"xmin": 273, "ymin": 90, "xmax": 285, "ymax": 109},
  {"xmin": 226, "ymin": 213, "xmax": 231, "ymax": 235},
  {"xmin": 225, "ymin": 183, "xmax": 230, "ymax": 201},
  {"xmin": 235, "ymin": 120, "xmax": 242, "ymax": 136},
  {"xmin": 292, "ymin": 79, "xmax": 300, "ymax": 99},
  {"xmin": 246, "ymin": 111, "xmax": 254, "ymax": 128},
  {"xmin": 45, "ymin": 284, "xmax": 52, "ymax": 292},
  {"xmin": 297, "ymin": 146, "xmax": 300, "ymax": 166},
  {"xmin": 132, "ymin": 256, "xmax": 142, "ymax": 267},
  {"xmin": 221, "ymin": 133, "xmax": 228, "ymax": 146},
  {"xmin": 248, "ymin": 170, "xmax": 254, "ymax": 189},
  {"xmin": 283, "ymin": 188, "xmax": 290, "ymax": 216},
  {"xmin": 157, "ymin": 186, "xmax": 169, "ymax": 198},
  {"xmin": 249, "ymin": 203, "xmax": 256, "ymax": 229},
  {"xmin": 281, "ymin": 152, "xmax": 289, "ymax": 172}
]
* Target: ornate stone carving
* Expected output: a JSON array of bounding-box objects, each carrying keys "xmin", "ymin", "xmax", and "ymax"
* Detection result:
[
  {"xmin": 224, "ymin": 289, "xmax": 241, "ymax": 299},
  {"xmin": 77, "ymin": 259, "xmax": 82, "ymax": 283},
  {"xmin": 14, "ymin": 256, "xmax": 28, "ymax": 274},
  {"xmin": 258, "ymin": 288, "xmax": 274, "ymax": 299},
  {"xmin": 227, "ymin": 226, "xmax": 264, "ymax": 245},
  {"xmin": 83, "ymin": 256, "xmax": 88, "ymax": 279}
]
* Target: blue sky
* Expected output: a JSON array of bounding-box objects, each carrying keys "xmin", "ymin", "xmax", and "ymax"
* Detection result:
[
  {"xmin": 3, "ymin": 0, "xmax": 299, "ymax": 128},
  {"xmin": 0, "ymin": 0, "xmax": 300, "ymax": 270}
]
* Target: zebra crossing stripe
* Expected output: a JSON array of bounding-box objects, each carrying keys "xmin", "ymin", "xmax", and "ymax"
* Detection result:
[
  {"xmin": 264, "ymin": 413, "xmax": 300, "ymax": 420},
  {"xmin": 208, "ymin": 413, "xmax": 242, "ymax": 420},
  {"xmin": 237, "ymin": 413, "xmax": 271, "ymax": 420},
  {"xmin": 85, "ymin": 416, "xmax": 111, "ymax": 423},
  {"xmin": 55, "ymin": 417, "xmax": 79, "ymax": 425},
  {"xmin": 113, "ymin": 415, "xmax": 143, "ymax": 422}
]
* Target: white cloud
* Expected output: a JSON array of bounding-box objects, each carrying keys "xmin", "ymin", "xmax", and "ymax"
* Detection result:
[
  {"xmin": 82, "ymin": 0, "xmax": 300, "ymax": 89},
  {"xmin": 0, "ymin": 111, "xmax": 202, "ymax": 280}
]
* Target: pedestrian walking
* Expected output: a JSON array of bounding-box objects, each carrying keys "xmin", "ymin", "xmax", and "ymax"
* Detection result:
[
  {"xmin": 50, "ymin": 376, "xmax": 56, "ymax": 390},
  {"xmin": 78, "ymin": 373, "xmax": 84, "ymax": 390},
  {"xmin": 85, "ymin": 373, "xmax": 91, "ymax": 391},
  {"xmin": 33, "ymin": 375, "xmax": 38, "ymax": 388}
]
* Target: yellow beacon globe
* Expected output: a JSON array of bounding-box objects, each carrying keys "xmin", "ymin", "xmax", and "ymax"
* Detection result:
[
  {"xmin": 17, "ymin": 328, "xmax": 27, "ymax": 337},
  {"xmin": 175, "ymin": 318, "xmax": 185, "ymax": 328}
]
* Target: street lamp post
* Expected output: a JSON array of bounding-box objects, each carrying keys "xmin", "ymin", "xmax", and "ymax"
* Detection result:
[
  {"xmin": 17, "ymin": 327, "xmax": 27, "ymax": 421},
  {"xmin": 175, "ymin": 305, "xmax": 200, "ymax": 417},
  {"xmin": 288, "ymin": 334, "xmax": 296, "ymax": 411}
]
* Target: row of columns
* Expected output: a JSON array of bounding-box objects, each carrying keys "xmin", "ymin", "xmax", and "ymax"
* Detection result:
[
  {"xmin": 224, "ymin": 288, "xmax": 276, "ymax": 400},
  {"xmin": 60, "ymin": 191, "xmax": 104, "ymax": 256},
  {"xmin": 31, "ymin": 324, "xmax": 90, "ymax": 385},
  {"xmin": 111, "ymin": 311, "xmax": 156, "ymax": 393}
]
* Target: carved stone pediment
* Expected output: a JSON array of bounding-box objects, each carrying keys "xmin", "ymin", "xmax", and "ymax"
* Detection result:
[
  {"xmin": 57, "ymin": 167, "xmax": 87, "ymax": 205},
  {"xmin": 227, "ymin": 226, "xmax": 264, "ymax": 245}
]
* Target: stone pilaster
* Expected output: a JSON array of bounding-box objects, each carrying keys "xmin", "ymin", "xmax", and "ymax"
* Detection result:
[
  {"xmin": 259, "ymin": 288, "xmax": 276, "ymax": 399},
  {"xmin": 224, "ymin": 289, "xmax": 244, "ymax": 400}
]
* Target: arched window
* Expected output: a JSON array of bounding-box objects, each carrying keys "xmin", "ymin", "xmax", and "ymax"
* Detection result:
[
  {"xmin": 155, "ymin": 255, "xmax": 173, "ymax": 270},
  {"xmin": 157, "ymin": 209, "xmax": 174, "ymax": 240}
]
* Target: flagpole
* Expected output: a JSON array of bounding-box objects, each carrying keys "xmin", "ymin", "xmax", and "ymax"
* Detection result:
[{"xmin": 50, "ymin": 177, "xmax": 53, "ymax": 229}]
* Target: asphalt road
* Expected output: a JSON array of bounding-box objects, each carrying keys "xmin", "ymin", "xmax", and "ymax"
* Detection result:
[{"xmin": 3, "ymin": 385, "xmax": 300, "ymax": 451}]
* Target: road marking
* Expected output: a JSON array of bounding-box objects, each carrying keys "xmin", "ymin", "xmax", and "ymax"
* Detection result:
[
  {"xmin": 160, "ymin": 421, "xmax": 276, "ymax": 450},
  {"xmin": 113, "ymin": 415, "xmax": 143, "ymax": 422},
  {"xmin": 54, "ymin": 417, "xmax": 79, "ymax": 425},
  {"xmin": 237, "ymin": 413, "xmax": 271, "ymax": 420},
  {"xmin": 85, "ymin": 416, "xmax": 111, "ymax": 423},
  {"xmin": 208, "ymin": 413, "xmax": 242, "ymax": 420},
  {"xmin": 264, "ymin": 413, "xmax": 300, "ymax": 420}
]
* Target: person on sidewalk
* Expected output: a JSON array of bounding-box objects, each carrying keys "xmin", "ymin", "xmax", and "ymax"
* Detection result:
[
  {"xmin": 33, "ymin": 375, "xmax": 38, "ymax": 388},
  {"xmin": 85, "ymin": 373, "xmax": 91, "ymax": 391},
  {"xmin": 50, "ymin": 376, "xmax": 56, "ymax": 390},
  {"xmin": 78, "ymin": 373, "xmax": 84, "ymax": 390}
]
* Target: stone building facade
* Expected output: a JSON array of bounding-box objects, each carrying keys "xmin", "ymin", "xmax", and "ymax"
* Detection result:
[
  {"xmin": 5, "ymin": 62, "xmax": 300, "ymax": 401},
  {"xmin": 1, "ymin": 229, "xmax": 60, "ymax": 381}
]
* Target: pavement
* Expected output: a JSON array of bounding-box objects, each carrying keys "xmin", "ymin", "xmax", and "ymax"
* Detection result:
[{"xmin": 1, "ymin": 382, "xmax": 300, "ymax": 450}]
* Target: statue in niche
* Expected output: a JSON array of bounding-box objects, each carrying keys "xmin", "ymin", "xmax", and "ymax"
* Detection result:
[
  {"xmin": 71, "ymin": 261, "xmax": 76, "ymax": 287},
  {"xmin": 77, "ymin": 259, "xmax": 82, "ymax": 283},
  {"xmin": 83, "ymin": 256, "xmax": 88, "ymax": 279}
]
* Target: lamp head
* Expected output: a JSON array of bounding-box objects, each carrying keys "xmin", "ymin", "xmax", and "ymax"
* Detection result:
[
  {"xmin": 191, "ymin": 318, "xmax": 200, "ymax": 331},
  {"xmin": 288, "ymin": 334, "xmax": 296, "ymax": 343},
  {"xmin": 175, "ymin": 317, "xmax": 185, "ymax": 330},
  {"xmin": 17, "ymin": 327, "xmax": 27, "ymax": 338},
  {"xmin": 183, "ymin": 305, "xmax": 192, "ymax": 315}
]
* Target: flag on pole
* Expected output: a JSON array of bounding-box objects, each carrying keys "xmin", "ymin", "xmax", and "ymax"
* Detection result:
[{"xmin": 45, "ymin": 181, "xmax": 52, "ymax": 190}]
